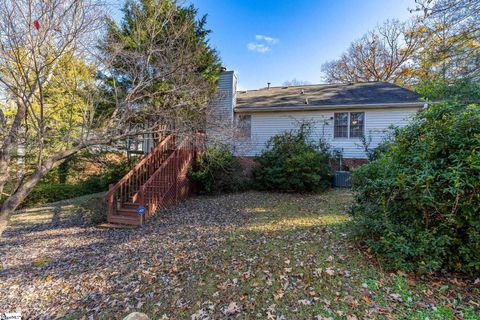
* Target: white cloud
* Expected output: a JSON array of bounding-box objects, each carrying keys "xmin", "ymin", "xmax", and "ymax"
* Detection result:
[
  {"xmin": 247, "ymin": 42, "xmax": 270, "ymax": 53},
  {"xmin": 247, "ymin": 34, "xmax": 279, "ymax": 54},
  {"xmin": 255, "ymin": 34, "xmax": 279, "ymax": 45}
]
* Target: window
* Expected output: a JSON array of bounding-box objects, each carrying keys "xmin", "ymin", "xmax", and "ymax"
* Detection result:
[
  {"xmin": 334, "ymin": 112, "xmax": 365, "ymax": 138},
  {"xmin": 237, "ymin": 115, "xmax": 251, "ymax": 138},
  {"xmin": 334, "ymin": 113, "xmax": 349, "ymax": 138},
  {"xmin": 350, "ymin": 112, "xmax": 365, "ymax": 138}
]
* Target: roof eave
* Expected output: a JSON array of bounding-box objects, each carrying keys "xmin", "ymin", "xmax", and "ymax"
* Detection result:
[{"xmin": 234, "ymin": 102, "xmax": 426, "ymax": 113}]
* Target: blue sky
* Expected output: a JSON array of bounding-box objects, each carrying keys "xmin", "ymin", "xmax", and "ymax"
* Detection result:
[
  {"xmin": 191, "ymin": 0, "xmax": 415, "ymax": 90},
  {"xmin": 110, "ymin": 1, "xmax": 416, "ymax": 90}
]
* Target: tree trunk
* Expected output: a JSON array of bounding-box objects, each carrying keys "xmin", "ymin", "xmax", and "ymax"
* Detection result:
[
  {"xmin": 0, "ymin": 135, "xmax": 128, "ymax": 236},
  {"xmin": 0, "ymin": 165, "xmax": 9, "ymax": 201},
  {"xmin": 0, "ymin": 165, "xmax": 49, "ymax": 236},
  {"xmin": 0, "ymin": 101, "xmax": 27, "ymax": 200},
  {"xmin": 0, "ymin": 138, "xmax": 112, "ymax": 236}
]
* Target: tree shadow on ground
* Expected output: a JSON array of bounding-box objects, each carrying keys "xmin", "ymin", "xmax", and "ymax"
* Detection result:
[{"xmin": 0, "ymin": 190, "xmax": 358, "ymax": 319}]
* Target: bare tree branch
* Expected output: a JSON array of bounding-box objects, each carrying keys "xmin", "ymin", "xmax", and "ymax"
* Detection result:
[{"xmin": 321, "ymin": 19, "xmax": 421, "ymax": 84}]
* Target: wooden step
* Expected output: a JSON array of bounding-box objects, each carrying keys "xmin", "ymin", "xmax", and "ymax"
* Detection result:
[
  {"xmin": 122, "ymin": 202, "xmax": 141, "ymax": 209},
  {"xmin": 108, "ymin": 214, "xmax": 142, "ymax": 226},
  {"xmin": 117, "ymin": 208, "xmax": 141, "ymax": 218},
  {"xmin": 97, "ymin": 223, "xmax": 138, "ymax": 229}
]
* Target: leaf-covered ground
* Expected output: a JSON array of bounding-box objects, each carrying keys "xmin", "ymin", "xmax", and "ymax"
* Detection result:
[{"xmin": 0, "ymin": 190, "xmax": 479, "ymax": 319}]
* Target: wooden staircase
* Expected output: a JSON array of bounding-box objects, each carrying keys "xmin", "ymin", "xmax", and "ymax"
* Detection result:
[{"xmin": 105, "ymin": 134, "xmax": 203, "ymax": 226}]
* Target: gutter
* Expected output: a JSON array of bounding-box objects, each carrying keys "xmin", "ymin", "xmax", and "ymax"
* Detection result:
[{"xmin": 234, "ymin": 102, "xmax": 427, "ymax": 113}]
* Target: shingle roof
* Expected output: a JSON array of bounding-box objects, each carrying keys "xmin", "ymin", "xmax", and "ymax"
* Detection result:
[{"xmin": 235, "ymin": 82, "xmax": 422, "ymax": 110}]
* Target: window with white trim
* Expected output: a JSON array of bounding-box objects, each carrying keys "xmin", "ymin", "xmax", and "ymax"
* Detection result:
[
  {"xmin": 334, "ymin": 112, "xmax": 349, "ymax": 138},
  {"xmin": 334, "ymin": 112, "xmax": 365, "ymax": 138},
  {"xmin": 350, "ymin": 112, "xmax": 365, "ymax": 138}
]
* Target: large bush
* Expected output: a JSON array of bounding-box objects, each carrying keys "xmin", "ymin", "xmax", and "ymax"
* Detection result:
[
  {"xmin": 253, "ymin": 123, "xmax": 332, "ymax": 192},
  {"xmin": 188, "ymin": 145, "xmax": 249, "ymax": 194},
  {"xmin": 20, "ymin": 158, "xmax": 130, "ymax": 208},
  {"xmin": 352, "ymin": 102, "xmax": 480, "ymax": 273}
]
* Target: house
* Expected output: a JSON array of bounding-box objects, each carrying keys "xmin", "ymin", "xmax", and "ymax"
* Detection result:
[
  {"xmin": 106, "ymin": 70, "xmax": 424, "ymax": 225},
  {"xmin": 211, "ymin": 70, "xmax": 424, "ymax": 168}
]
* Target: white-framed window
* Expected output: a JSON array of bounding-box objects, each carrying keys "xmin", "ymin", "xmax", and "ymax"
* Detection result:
[
  {"xmin": 334, "ymin": 112, "xmax": 349, "ymax": 138},
  {"xmin": 237, "ymin": 114, "xmax": 251, "ymax": 138},
  {"xmin": 334, "ymin": 112, "xmax": 365, "ymax": 138}
]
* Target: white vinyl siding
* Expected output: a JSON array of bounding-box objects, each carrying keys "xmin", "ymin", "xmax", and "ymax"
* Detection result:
[
  {"xmin": 212, "ymin": 71, "xmax": 236, "ymax": 123},
  {"xmin": 207, "ymin": 71, "xmax": 237, "ymax": 143},
  {"xmin": 235, "ymin": 107, "xmax": 419, "ymax": 158}
]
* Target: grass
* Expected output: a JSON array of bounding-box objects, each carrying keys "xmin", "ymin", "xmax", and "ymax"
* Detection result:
[
  {"xmin": 2, "ymin": 189, "xmax": 479, "ymax": 319},
  {"xmin": 144, "ymin": 190, "xmax": 479, "ymax": 319},
  {"xmin": 9, "ymin": 192, "xmax": 106, "ymax": 228}
]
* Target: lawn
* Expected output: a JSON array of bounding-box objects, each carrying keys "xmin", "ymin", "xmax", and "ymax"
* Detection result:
[{"xmin": 0, "ymin": 190, "xmax": 478, "ymax": 319}]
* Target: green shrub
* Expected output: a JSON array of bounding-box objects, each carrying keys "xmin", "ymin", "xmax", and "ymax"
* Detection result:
[
  {"xmin": 20, "ymin": 159, "xmax": 130, "ymax": 208},
  {"xmin": 351, "ymin": 102, "xmax": 480, "ymax": 274},
  {"xmin": 188, "ymin": 145, "xmax": 249, "ymax": 194},
  {"xmin": 359, "ymin": 134, "xmax": 394, "ymax": 161},
  {"xmin": 253, "ymin": 123, "xmax": 332, "ymax": 192}
]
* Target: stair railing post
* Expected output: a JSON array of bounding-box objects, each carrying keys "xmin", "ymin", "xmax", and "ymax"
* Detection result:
[
  {"xmin": 138, "ymin": 185, "xmax": 146, "ymax": 224},
  {"xmin": 107, "ymin": 184, "xmax": 114, "ymax": 218},
  {"xmin": 138, "ymin": 186, "xmax": 144, "ymax": 209}
]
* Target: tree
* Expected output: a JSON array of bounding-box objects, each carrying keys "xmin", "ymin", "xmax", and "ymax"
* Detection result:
[
  {"xmin": 413, "ymin": 0, "xmax": 479, "ymax": 35},
  {"xmin": 3, "ymin": 52, "xmax": 98, "ymax": 200},
  {"xmin": 101, "ymin": 0, "xmax": 221, "ymax": 134},
  {"xmin": 0, "ymin": 0, "xmax": 103, "ymax": 234},
  {"xmin": 321, "ymin": 20, "xmax": 421, "ymax": 84},
  {"xmin": 0, "ymin": 0, "xmax": 221, "ymax": 235},
  {"xmin": 409, "ymin": 0, "xmax": 480, "ymax": 97}
]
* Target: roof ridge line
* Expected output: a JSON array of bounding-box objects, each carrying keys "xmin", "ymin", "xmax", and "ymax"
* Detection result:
[{"xmin": 237, "ymin": 81, "xmax": 396, "ymax": 93}]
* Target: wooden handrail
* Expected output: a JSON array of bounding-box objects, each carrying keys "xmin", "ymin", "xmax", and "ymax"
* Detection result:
[
  {"xmin": 106, "ymin": 132, "xmax": 205, "ymax": 222},
  {"xmin": 131, "ymin": 148, "xmax": 177, "ymax": 203},
  {"xmin": 105, "ymin": 135, "xmax": 176, "ymax": 217},
  {"xmin": 140, "ymin": 138, "xmax": 189, "ymax": 191},
  {"xmin": 105, "ymin": 135, "xmax": 174, "ymax": 197},
  {"xmin": 136, "ymin": 134, "xmax": 202, "ymax": 218}
]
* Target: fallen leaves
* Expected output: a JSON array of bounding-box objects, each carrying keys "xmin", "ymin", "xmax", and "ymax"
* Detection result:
[
  {"xmin": 222, "ymin": 302, "xmax": 240, "ymax": 316},
  {"xmin": 273, "ymin": 289, "xmax": 284, "ymax": 301},
  {"xmin": 1, "ymin": 190, "xmax": 478, "ymax": 319},
  {"xmin": 362, "ymin": 289, "xmax": 373, "ymax": 305},
  {"xmin": 325, "ymin": 267, "xmax": 335, "ymax": 276},
  {"xmin": 297, "ymin": 299, "xmax": 313, "ymax": 306},
  {"xmin": 389, "ymin": 293, "xmax": 403, "ymax": 302}
]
